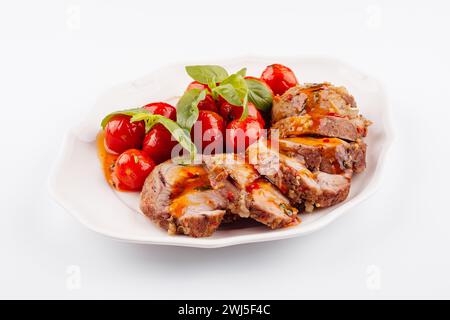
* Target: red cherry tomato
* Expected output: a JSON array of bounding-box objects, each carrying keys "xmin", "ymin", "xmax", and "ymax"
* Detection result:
[
  {"xmin": 191, "ymin": 110, "xmax": 225, "ymax": 154},
  {"xmin": 186, "ymin": 81, "xmax": 211, "ymax": 92},
  {"xmin": 261, "ymin": 64, "xmax": 298, "ymax": 96},
  {"xmin": 197, "ymin": 94, "xmax": 219, "ymax": 113},
  {"xmin": 142, "ymin": 124, "xmax": 178, "ymax": 164},
  {"xmin": 226, "ymin": 118, "xmax": 263, "ymax": 153},
  {"xmin": 216, "ymin": 95, "xmax": 227, "ymax": 106},
  {"xmin": 104, "ymin": 114, "xmax": 145, "ymax": 154},
  {"xmin": 142, "ymin": 102, "xmax": 176, "ymax": 121},
  {"xmin": 113, "ymin": 149, "xmax": 155, "ymax": 191},
  {"xmin": 185, "ymin": 82, "xmax": 218, "ymax": 113},
  {"xmin": 219, "ymin": 101, "xmax": 265, "ymax": 127}
]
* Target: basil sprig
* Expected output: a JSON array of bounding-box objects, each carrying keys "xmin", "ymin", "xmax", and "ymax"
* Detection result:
[
  {"xmin": 213, "ymin": 73, "xmax": 249, "ymax": 120},
  {"xmin": 176, "ymin": 89, "xmax": 206, "ymax": 132},
  {"xmin": 101, "ymin": 108, "xmax": 148, "ymax": 129},
  {"xmin": 184, "ymin": 64, "xmax": 273, "ymax": 119},
  {"xmin": 236, "ymin": 67, "xmax": 247, "ymax": 77},
  {"xmin": 185, "ymin": 65, "xmax": 229, "ymax": 85}
]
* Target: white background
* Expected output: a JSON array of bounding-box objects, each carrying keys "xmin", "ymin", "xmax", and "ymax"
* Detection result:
[{"xmin": 1, "ymin": 0, "xmax": 449, "ymax": 299}]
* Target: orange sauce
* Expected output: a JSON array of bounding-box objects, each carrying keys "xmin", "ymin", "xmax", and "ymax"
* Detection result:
[
  {"xmin": 302, "ymin": 83, "xmax": 329, "ymax": 115},
  {"xmin": 169, "ymin": 166, "xmax": 212, "ymax": 218},
  {"xmin": 281, "ymin": 137, "xmax": 343, "ymax": 147},
  {"xmin": 96, "ymin": 130, "xmax": 119, "ymax": 189},
  {"xmin": 169, "ymin": 196, "xmax": 195, "ymax": 218},
  {"xmin": 308, "ymin": 114, "xmax": 322, "ymax": 131},
  {"xmin": 297, "ymin": 84, "xmax": 350, "ymax": 131}
]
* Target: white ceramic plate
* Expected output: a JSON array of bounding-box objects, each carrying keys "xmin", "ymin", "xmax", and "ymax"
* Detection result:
[{"xmin": 48, "ymin": 55, "xmax": 393, "ymax": 248}]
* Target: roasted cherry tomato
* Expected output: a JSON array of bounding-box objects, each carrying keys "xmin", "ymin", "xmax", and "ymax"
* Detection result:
[
  {"xmin": 191, "ymin": 110, "xmax": 225, "ymax": 154},
  {"xmin": 142, "ymin": 124, "xmax": 178, "ymax": 164},
  {"xmin": 142, "ymin": 102, "xmax": 176, "ymax": 121},
  {"xmin": 219, "ymin": 101, "xmax": 265, "ymax": 127},
  {"xmin": 186, "ymin": 82, "xmax": 218, "ymax": 113},
  {"xmin": 216, "ymin": 95, "xmax": 227, "ymax": 106},
  {"xmin": 226, "ymin": 118, "xmax": 263, "ymax": 153},
  {"xmin": 186, "ymin": 81, "xmax": 211, "ymax": 92},
  {"xmin": 113, "ymin": 149, "xmax": 155, "ymax": 191},
  {"xmin": 104, "ymin": 114, "xmax": 145, "ymax": 154},
  {"xmin": 197, "ymin": 94, "xmax": 219, "ymax": 113},
  {"xmin": 261, "ymin": 64, "xmax": 298, "ymax": 96}
]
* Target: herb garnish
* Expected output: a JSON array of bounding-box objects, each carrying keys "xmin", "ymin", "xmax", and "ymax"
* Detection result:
[
  {"xmin": 184, "ymin": 65, "xmax": 273, "ymax": 119},
  {"xmin": 280, "ymin": 203, "xmax": 294, "ymax": 216},
  {"xmin": 193, "ymin": 185, "xmax": 212, "ymax": 191}
]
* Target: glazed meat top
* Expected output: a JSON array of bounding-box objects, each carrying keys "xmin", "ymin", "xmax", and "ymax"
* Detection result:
[{"xmin": 271, "ymin": 82, "xmax": 360, "ymax": 124}]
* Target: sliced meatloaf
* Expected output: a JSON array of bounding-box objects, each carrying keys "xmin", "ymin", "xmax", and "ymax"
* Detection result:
[
  {"xmin": 277, "ymin": 137, "xmax": 366, "ymax": 174},
  {"xmin": 203, "ymin": 154, "xmax": 298, "ymax": 229},
  {"xmin": 271, "ymin": 114, "xmax": 369, "ymax": 141},
  {"xmin": 140, "ymin": 159, "xmax": 227, "ymax": 237},
  {"xmin": 247, "ymin": 140, "xmax": 352, "ymax": 212},
  {"xmin": 271, "ymin": 83, "xmax": 357, "ymax": 122},
  {"xmin": 271, "ymin": 83, "xmax": 371, "ymax": 141}
]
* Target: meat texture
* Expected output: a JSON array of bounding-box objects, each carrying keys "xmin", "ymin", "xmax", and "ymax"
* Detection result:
[
  {"xmin": 278, "ymin": 137, "xmax": 366, "ymax": 174},
  {"xmin": 247, "ymin": 140, "xmax": 352, "ymax": 212},
  {"xmin": 203, "ymin": 154, "xmax": 298, "ymax": 229},
  {"xmin": 140, "ymin": 159, "xmax": 228, "ymax": 237},
  {"xmin": 271, "ymin": 83, "xmax": 371, "ymax": 141}
]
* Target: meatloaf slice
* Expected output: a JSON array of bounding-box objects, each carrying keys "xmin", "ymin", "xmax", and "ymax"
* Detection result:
[
  {"xmin": 278, "ymin": 137, "xmax": 366, "ymax": 174},
  {"xmin": 271, "ymin": 114, "xmax": 369, "ymax": 141},
  {"xmin": 272, "ymin": 83, "xmax": 359, "ymax": 123},
  {"xmin": 271, "ymin": 83, "xmax": 371, "ymax": 141},
  {"xmin": 140, "ymin": 160, "xmax": 227, "ymax": 237},
  {"xmin": 203, "ymin": 154, "xmax": 298, "ymax": 229},
  {"xmin": 247, "ymin": 140, "xmax": 352, "ymax": 212}
]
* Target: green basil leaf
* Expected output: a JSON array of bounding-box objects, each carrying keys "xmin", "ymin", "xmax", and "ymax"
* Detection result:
[
  {"xmin": 100, "ymin": 108, "xmax": 150, "ymax": 129},
  {"xmin": 239, "ymin": 93, "xmax": 249, "ymax": 121},
  {"xmin": 221, "ymin": 73, "xmax": 247, "ymax": 91},
  {"xmin": 212, "ymin": 73, "xmax": 251, "ymax": 120},
  {"xmin": 213, "ymin": 73, "xmax": 248, "ymax": 105},
  {"xmin": 206, "ymin": 78, "xmax": 218, "ymax": 99},
  {"xmin": 224, "ymin": 74, "xmax": 248, "ymax": 100},
  {"xmin": 207, "ymin": 78, "xmax": 217, "ymax": 90},
  {"xmin": 246, "ymin": 78, "xmax": 273, "ymax": 112},
  {"xmin": 185, "ymin": 65, "xmax": 229, "ymax": 85},
  {"xmin": 129, "ymin": 112, "xmax": 152, "ymax": 122},
  {"xmin": 236, "ymin": 67, "xmax": 247, "ymax": 77},
  {"xmin": 176, "ymin": 89, "xmax": 206, "ymax": 132},
  {"xmin": 212, "ymin": 83, "xmax": 242, "ymax": 106}
]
